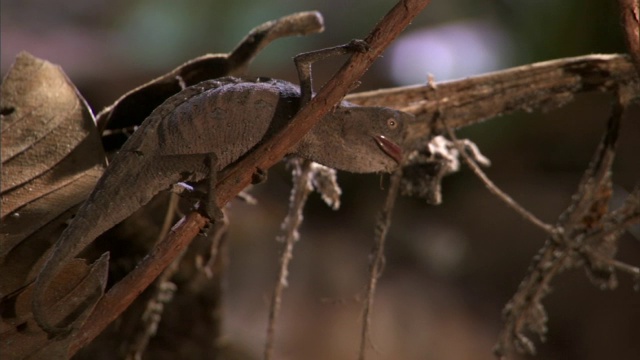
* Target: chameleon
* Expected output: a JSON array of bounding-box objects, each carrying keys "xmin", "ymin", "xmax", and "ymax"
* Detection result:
[{"xmin": 32, "ymin": 41, "xmax": 414, "ymax": 335}]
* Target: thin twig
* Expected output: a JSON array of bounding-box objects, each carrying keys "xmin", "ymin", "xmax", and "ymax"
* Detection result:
[
  {"xmin": 358, "ymin": 168, "xmax": 403, "ymax": 360},
  {"xmin": 440, "ymin": 119, "xmax": 558, "ymax": 235},
  {"xmin": 203, "ymin": 214, "xmax": 230, "ymax": 279},
  {"xmin": 584, "ymin": 214, "xmax": 640, "ymax": 244},
  {"xmin": 587, "ymin": 250, "xmax": 640, "ymax": 278},
  {"xmin": 158, "ymin": 193, "xmax": 181, "ymax": 238},
  {"xmin": 264, "ymin": 159, "xmax": 314, "ymax": 360},
  {"xmin": 125, "ymin": 193, "xmax": 183, "ymax": 360}
]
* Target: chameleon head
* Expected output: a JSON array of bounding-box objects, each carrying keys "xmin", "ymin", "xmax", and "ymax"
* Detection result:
[{"xmin": 297, "ymin": 104, "xmax": 413, "ymax": 173}]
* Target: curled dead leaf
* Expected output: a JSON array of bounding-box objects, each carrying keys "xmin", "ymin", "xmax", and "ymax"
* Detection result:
[{"xmin": 1, "ymin": 52, "xmax": 108, "ymax": 358}]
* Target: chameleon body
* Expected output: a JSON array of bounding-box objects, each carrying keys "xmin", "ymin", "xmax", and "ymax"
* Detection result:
[{"xmin": 33, "ymin": 76, "xmax": 412, "ymax": 335}]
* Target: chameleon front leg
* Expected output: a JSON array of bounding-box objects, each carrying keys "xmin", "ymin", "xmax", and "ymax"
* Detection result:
[{"xmin": 294, "ymin": 39, "xmax": 369, "ymax": 105}]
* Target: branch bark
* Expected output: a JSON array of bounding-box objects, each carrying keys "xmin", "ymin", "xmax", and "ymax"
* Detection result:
[
  {"xmin": 346, "ymin": 54, "xmax": 639, "ymax": 146},
  {"xmin": 618, "ymin": 0, "xmax": 640, "ymax": 73}
]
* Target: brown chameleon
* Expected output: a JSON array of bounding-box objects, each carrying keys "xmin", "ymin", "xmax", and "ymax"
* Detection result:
[{"xmin": 32, "ymin": 41, "xmax": 413, "ymax": 335}]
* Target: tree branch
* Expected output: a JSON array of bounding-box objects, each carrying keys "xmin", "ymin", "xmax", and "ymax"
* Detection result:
[
  {"xmin": 346, "ymin": 54, "xmax": 639, "ymax": 146},
  {"xmin": 618, "ymin": 0, "xmax": 640, "ymax": 74}
]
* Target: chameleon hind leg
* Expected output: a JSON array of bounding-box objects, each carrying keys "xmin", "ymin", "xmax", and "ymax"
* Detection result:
[
  {"xmin": 202, "ymin": 153, "xmax": 225, "ymax": 222},
  {"xmin": 168, "ymin": 153, "xmax": 223, "ymax": 221}
]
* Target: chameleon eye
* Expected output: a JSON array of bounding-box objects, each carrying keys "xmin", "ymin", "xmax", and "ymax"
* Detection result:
[{"xmin": 386, "ymin": 118, "xmax": 398, "ymax": 129}]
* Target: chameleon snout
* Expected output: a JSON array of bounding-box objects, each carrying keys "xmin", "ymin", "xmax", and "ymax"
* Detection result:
[{"xmin": 373, "ymin": 135, "xmax": 403, "ymax": 164}]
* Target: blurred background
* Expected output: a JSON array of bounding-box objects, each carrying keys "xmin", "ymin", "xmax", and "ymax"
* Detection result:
[{"xmin": 2, "ymin": 0, "xmax": 639, "ymax": 359}]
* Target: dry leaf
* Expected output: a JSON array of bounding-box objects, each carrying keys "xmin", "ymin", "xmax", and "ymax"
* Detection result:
[
  {"xmin": 96, "ymin": 11, "xmax": 324, "ymax": 143},
  {"xmin": 0, "ymin": 257, "xmax": 108, "ymax": 359},
  {"xmin": 0, "ymin": 52, "xmax": 108, "ymax": 358},
  {"xmin": 1, "ymin": 52, "xmax": 106, "ymax": 288}
]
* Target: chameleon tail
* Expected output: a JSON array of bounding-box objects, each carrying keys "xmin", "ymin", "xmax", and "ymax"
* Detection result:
[{"xmin": 32, "ymin": 152, "xmax": 199, "ymax": 335}]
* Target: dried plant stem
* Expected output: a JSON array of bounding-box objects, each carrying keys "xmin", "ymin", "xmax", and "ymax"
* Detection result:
[
  {"xmin": 204, "ymin": 218, "xmax": 230, "ymax": 354},
  {"xmin": 495, "ymin": 241, "xmax": 572, "ymax": 356},
  {"xmin": 441, "ymin": 119, "xmax": 558, "ymax": 235},
  {"xmin": 264, "ymin": 160, "xmax": 313, "ymax": 360},
  {"xmin": 157, "ymin": 193, "xmax": 180, "ymax": 238},
  {"xmin": 203, "ymin": 213, "xmax": 230, "ymax": 279},
  {"xmin": 587, "ymin": 214, "xmax": 640, "ymax": 244},
  {"xmin": 496, "ymin": 86, "xmax": 639, "ymax": 356},
  {"xmin": 588, "ymin": 251, "xmax": 640, "ymax": 278},
  {"xmin": 358, "ymin": 169, "xmax": 403, "ymax": 360},
  {"xmin": 125, "ymin": 259, "xmax": 181, "ymax": 360},
  {"xmin": 125, "ymin": 193, "xmax": 182, "ymax": 359}
]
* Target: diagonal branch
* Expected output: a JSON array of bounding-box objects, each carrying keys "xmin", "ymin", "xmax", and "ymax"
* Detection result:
[{"xmin": 618, "ymin": 0, "xmax": 640, "ymax": 73}]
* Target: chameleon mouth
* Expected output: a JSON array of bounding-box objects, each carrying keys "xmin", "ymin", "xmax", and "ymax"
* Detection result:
[{"xmin": 373, "ymin": 135, "xmax": 403, "ymax": 164}]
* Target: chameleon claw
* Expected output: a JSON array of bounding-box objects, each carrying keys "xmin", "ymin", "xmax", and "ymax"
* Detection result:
[
  {"xmin": 346, "ymin": 39, "xmax": 370, "ymax": 53},
  {"xmin": 199, "ymin": 201, "xmax": 224, "ymax": 222},
  {"xmin": 199, "ymin": 221, "xmax": 213, "ymax": 236},
  {"xmin": 39, "ymin": 321, "xmax": 73, "ymax": 339},
  {"xmin": 251, "ymin": 167, "xmax": 268, "ymax": 184}
]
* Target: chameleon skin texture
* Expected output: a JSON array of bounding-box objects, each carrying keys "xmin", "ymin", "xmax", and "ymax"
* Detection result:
[{"xmin": 32, "ymin": 77, "xmax": 411, "ymax": 334}]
